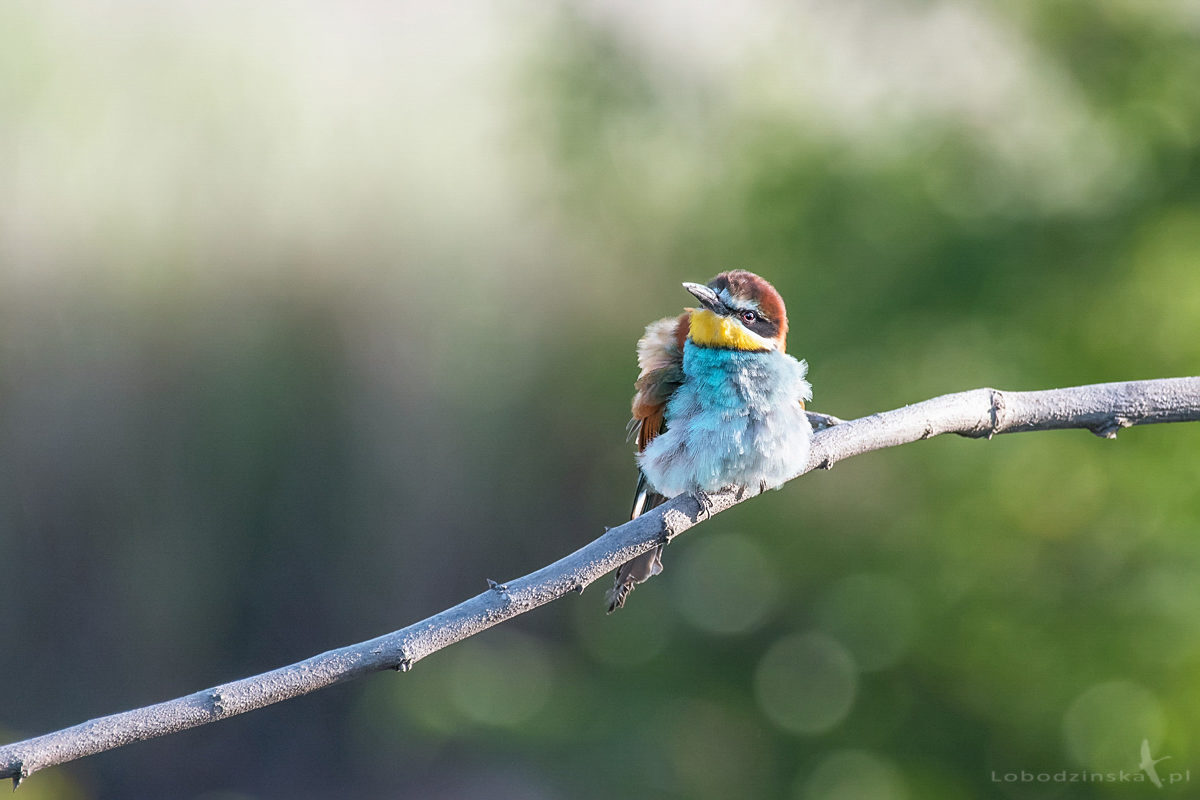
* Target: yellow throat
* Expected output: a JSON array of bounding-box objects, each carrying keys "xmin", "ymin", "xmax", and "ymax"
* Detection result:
[{"xmin": 687, "ymin": 309, "xmax": 771, "ymax": 351}]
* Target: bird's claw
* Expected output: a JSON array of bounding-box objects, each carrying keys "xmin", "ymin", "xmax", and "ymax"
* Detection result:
[{"xmin": 692, "ymin": 490, "xmax": 714, "ymax": 519}]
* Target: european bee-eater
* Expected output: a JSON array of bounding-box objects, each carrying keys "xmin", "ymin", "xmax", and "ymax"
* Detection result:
[{"xmin": 608, "ymin": 270, "xmax": 812, "ymax": 611}]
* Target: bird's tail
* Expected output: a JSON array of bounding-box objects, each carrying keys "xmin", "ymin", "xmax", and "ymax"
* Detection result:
[{"xmin": 607, "ymin": 472, "xmax": 668, "ymax": 612}]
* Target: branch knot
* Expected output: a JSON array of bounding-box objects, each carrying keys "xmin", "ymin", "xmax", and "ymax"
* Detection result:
[
  {"xmin": 1091, "ymin": 415, "xmax": 1132, "ymax": 439},
  {"xmin": 988, "ymin": 389, "xmax": 1007, "ymax": 439}
]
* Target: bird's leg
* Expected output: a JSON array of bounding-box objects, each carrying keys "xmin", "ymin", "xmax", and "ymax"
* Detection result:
[{"xmin": 691, "ymin": 490, "xmax": 714, "ymax": 519}]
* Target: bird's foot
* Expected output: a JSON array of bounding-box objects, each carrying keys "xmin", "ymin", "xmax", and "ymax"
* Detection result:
[{"xmin": 692, "ymin": 490, "xmax": 714, "ymax": 519}]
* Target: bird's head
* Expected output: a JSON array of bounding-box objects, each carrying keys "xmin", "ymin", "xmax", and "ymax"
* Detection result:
[{"xmin": 683, "ymin": 270, "xmax": 789, "ymax": 352}]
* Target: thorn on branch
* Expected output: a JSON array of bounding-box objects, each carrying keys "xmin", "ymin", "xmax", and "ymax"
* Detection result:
[
  {"xmin": 806, "ymin": 410, "xmax": 844, "ymax": 431},
  {"xmin": 10, "ymin": 764, "xmax": 23, "ymax": 790},
  {"xmin": 486, "ymin": 579, "xmax": 508, "ymax": 594},
  {"xmin": 390, "ymin": 641, "xmax": 416, "ymax": 672},
  {"xmin": 660, "ymin": 507, "xmax": 690, "ymax": 543},
  {"xmin": 1091, "ymin": 416, "xmax": 1132, "ymax": 439}
]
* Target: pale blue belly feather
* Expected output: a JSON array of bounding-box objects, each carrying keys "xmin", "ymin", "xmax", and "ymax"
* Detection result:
[{"xmin": 638, "ymin": 342, "xmax": 813, "ymax": 497}]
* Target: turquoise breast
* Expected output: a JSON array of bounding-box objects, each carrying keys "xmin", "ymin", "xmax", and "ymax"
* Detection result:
[{"xmin": 637, "ymin": 342, "xmax": 813, "ymax": 497}]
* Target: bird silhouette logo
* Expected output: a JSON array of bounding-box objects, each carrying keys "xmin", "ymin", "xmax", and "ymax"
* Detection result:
[{"xmin": 1140, "ymin": 739, "xmax": 1170, "ymax": 788}]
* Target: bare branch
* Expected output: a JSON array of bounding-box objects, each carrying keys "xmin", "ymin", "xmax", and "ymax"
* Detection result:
[{"xmin": 3, "ymin": 377, "xmax": 1198, "ymax": 786}]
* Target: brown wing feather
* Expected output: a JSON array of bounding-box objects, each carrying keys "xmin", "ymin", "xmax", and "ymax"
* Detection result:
[
  {"xmin": 608, "ymin": 312, "xmax": 689, "ymax": 612},
  {"xmin": 629, "ymin": 311, "xmax": 689, "ymax": 454}
]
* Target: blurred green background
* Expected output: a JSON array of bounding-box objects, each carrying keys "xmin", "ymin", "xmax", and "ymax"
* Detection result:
[{"xmin": 2, "ymin": 1, "xmax": 1198, "ymax": 798}]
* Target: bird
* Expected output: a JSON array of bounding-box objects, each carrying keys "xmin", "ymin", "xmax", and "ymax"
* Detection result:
[
  {"xmin": 1139, "ymin": 739, "xmax": 1170, "ymax": 788},
  {"xmin": 607, "ymin": 270, "xmax": 813, "ymax": 611}
]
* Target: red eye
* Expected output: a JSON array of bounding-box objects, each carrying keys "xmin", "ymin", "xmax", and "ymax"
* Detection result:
[{"xmin": 741, "ymin": 310, "xmax": 757, "ymax": 323}]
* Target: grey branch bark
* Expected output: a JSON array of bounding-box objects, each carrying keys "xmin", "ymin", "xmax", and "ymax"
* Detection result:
[{"xmin": 3, "ymin": 377, "xmax": 1198, "ymax": 787}]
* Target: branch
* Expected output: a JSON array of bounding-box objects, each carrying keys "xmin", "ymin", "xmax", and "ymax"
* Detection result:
[{"xmin": 3, "ymin": 378, "xmax": 1198, "ymax": 786}]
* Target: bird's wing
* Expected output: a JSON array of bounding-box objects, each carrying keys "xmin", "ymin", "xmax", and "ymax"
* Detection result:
[
  {"xmin": 608, "ymin": 312, "xmax": 688, "ymax": 612},
  {"xmin": 629, "ymin": 312, "xmax": 689, "ymax": 453},
  {"xmin": 627, "ymin": 313, "xmax": 686, "ymax": 518}
]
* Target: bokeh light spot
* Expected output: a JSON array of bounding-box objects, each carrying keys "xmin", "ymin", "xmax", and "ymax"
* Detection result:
[
  {"xmin": 447, "ymin": 631, "xmax": 554, "ymax": 727},
  {"xmin": 798, "ymin": 749, "xmax": 908, "ymax": 800},
  {"xmin": 755, "ymin": 632, "xmax": 857, "ymax": 735},
  {"xmin": 673, "ymin": 531, "xmax": 781, "ymax": 634},
  {"xmin": 1063, "ymin": 681, "xmax": 1165, "ymax": 769}
]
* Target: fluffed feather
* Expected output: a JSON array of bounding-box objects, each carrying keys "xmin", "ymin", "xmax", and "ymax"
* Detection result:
[{"xmin": 608, "ymin": 313, "xmax": 688, "ymax": 612}]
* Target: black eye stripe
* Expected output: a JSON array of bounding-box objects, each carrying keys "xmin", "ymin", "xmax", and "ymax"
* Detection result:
[{"xmin": 746, "ymin": 317, "xmax": 778, "ymax": 337}]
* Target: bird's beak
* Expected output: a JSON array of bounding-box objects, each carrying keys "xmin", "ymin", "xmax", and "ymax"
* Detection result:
[{"xmin": 683, "ymin": 282, "xmax": 727, "ymax": 314}]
